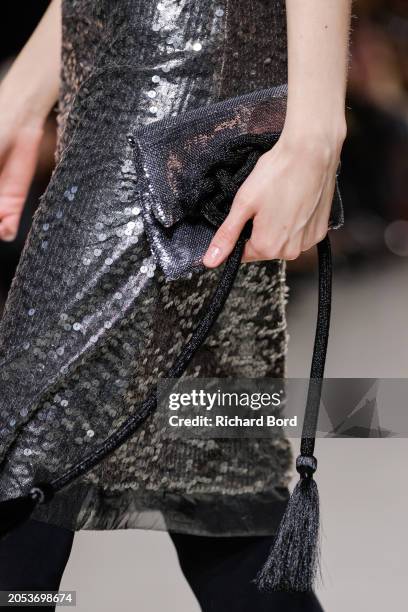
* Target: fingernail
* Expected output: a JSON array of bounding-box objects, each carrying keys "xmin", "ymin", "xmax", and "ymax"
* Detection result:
[
  {"xmin": 204, "ymin": 246, "xmax": 222, "ymax": 266},
  {"xmin": 1, "ymin": 230, "xmax": 16, "ymax": 242}
]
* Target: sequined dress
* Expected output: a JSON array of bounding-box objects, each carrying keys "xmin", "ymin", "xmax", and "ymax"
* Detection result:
[{"xmin": 0, "ymin": 0, "xmax": 292, "ymax": 535}]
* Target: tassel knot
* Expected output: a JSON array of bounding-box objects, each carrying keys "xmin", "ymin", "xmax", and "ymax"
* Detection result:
[{"xmin": 296, "ymin": 455, "xmax": 317, "ymax": 479}]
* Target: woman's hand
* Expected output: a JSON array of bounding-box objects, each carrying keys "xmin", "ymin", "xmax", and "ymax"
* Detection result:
[
  {"xmin": 0, "ymin": 103, "xmax": 44, "ymax": 241},
  {"xmin": 0, "ymin": 0, "xmax": 61, "ymax": 242},
  {"xmin": 204, "ymin": 0, "xmax": 351, "ymax": 267},
  {"xmin": 202, "ymin": 126, "xmax": 345, "ymax": 266}
]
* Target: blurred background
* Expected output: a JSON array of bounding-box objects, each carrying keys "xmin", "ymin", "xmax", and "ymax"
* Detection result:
[{"xmin": 0, "ymin": 2, "xmax": 407, "ymax": 612}]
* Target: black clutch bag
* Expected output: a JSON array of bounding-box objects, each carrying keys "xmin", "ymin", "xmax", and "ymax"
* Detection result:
[
  {"xmin": 0, "ymin": 84, "xmax": 342, "ymax": 593},
  {"xmin": 131, "ymin": 83, "xmax": 342, "ymax": 280}
]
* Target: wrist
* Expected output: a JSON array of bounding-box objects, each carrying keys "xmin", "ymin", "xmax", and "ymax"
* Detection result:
[
  {"xmin": 284, "ymin": 88, "xmax": 347, "ymax": 147},
  {"xmin": 280, "ymin": 112, "xmax": 347, "ymax": 161}
]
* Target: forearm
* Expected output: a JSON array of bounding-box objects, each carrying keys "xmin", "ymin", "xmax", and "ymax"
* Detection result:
[
  {"xmin": 284, "ymin": 0, "xmax": 351, "ymax": 146},
  {"xmin": 0, "ymin": 0, "xmax": 61, "ymax": 126}
]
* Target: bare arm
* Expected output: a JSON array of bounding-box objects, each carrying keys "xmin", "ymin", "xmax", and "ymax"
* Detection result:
[
  {"xmin": 0, "ymin": 0, "xmax": 61, "ymax": 241},
  {"xmin": 203, "ymin": 0, "xmax": 352, "ymax": 266},
  {"xmin": 284, "ymin": 0, "xmax": 350, "ymax": 143}
]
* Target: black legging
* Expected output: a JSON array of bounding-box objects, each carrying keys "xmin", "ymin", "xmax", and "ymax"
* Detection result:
[{"xmin": 0, "ymin": 519, "xmax": 324, "ymax": 611}]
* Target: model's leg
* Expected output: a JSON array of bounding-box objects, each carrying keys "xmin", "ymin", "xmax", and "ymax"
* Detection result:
[
  {"xmin": 170, "ymin": 533, "xmax": 324, "ymax": 612},
  {"xmin": 0, "ymin": 518, "xmax": 74, "ymax": 611}
]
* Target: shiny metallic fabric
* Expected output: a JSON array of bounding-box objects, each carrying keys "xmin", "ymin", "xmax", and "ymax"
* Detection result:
[
  {"xmin": 133, "ymin": 85, "xmax": 343, "ymax": 279},
  {"xmin": 0, "ymin": 0, "xmax": 296, "ymax": 534}
]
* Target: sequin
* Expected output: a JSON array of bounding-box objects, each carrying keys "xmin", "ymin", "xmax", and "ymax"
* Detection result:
[
  {"xmin": 64, "ymin": 190, "xmax": 75, "ymax": 202},
  {"xmin": 121, "ymin": 160, "xmax": 133, "ymax": 173}
]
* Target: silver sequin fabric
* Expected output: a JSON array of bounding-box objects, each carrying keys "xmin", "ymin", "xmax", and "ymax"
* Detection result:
[{"xmin": 0, "ymin": 0, "xmax": 293, "ymax": 534}]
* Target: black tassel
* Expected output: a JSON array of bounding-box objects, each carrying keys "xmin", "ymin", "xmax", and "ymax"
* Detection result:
[
  {"xmin": 256, "ymin": 237, "xmax": 332, "ymax": 592},
  {"xmin": 256, "ymin": 455, "xmax": 320, "ymax": 592},
  {"xmin": 0, "ymin": 483, "xmax": 54, "ymax": 539}
]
